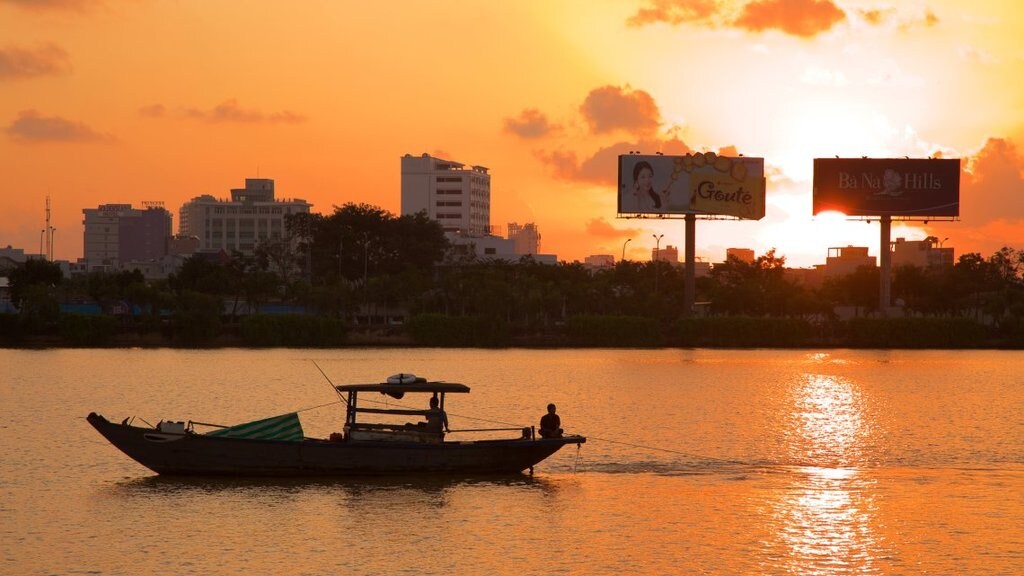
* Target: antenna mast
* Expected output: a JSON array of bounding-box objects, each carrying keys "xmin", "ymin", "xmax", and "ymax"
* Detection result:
[{"xmin": 45, "ymin": 195, "xmax": 52, "ymax": 261}]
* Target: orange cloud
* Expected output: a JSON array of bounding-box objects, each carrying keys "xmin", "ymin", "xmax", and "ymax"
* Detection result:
[
  {"xmin": 734, "ymin": 0, "xmax": 845, "ymax": 37},
  {"xmin": 184, "ymin": 99, "xmax": 306, "ymax": 125},
  {"xmin": 586, "ymin": 217, "xmax": 642, "ymax": 240},
  {"xmin": 0, "ymin": 0, "xmax": 99, "ymax": 11},
  {"xmin": 4, "ymin": 109, "xmax": 112, "ymax": 143},
  {"xmin": 627, "ymin": 0, "xmax": 718, "ymax": 27},
  {"xmin": 0, "ymin": 43, "xmax": 72, "ymax": 80},
  {"xmin": 138, "ymin": 103, "xmax": 165, "ymax": 118},
  {"xmin": 924, "ymin": 138, "xmax": 1024, "ymax": 259},
  {"xmin": 538, "ymin": 137, "xmax": 692, "ymax": 185},
  {"xmin": 580, "ymin": 85, "xmax": 661, "ymax": 136},
  {"xmin": 961, "ymin": 138, "xmax": 1024, "ymax": 224},
  {"xmin": 857, "ymin": 7, "xmax": 940, "ymax": 30},
  {"xmin": 629, "ymin": 0, "xmax": 847, "ymax": 37},
  {"xmin": 858, "ymin": 8, "xmax": 893, "ymax": 26},
  {"xmin": 504, "ymin": 108, "xmax": 560, "ymax": 139}
]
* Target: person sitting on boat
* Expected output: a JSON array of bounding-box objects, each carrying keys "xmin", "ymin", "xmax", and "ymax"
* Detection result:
[
  {"xmin": 539, "ymin": 403, "xmax": 563, "ymax": 438},
  {"xmin": 424, "ymin": 396, "xmax": 450, "ymax": 434}
]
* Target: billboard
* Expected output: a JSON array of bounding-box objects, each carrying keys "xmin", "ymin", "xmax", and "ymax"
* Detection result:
[
  {"xmin": 618, "ymin": 153, "xmax": 765, "ymax": 219},
  {"xmin": 813, "ymin": 158, "xmax": 960, "ymax": 217}
]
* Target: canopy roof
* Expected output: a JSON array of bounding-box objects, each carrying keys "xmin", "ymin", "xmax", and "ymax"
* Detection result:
[{"xmin": 335, "ymin": 382, "xmax": 471, "ymax": 394}]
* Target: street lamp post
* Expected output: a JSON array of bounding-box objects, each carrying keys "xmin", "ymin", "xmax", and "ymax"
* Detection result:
[
  {"xmin": 362, "ymin": 235, "xmax": 371, "ymax": 323},
  {"xmin": 653, "ymin": 234, "xmax": 664, "ymax": 295},
  {"xmin": 622, "ymin": 238, "xmax": 632, "ymax": 262}
]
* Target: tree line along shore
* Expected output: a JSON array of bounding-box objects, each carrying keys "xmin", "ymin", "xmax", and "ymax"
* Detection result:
[{"xmin": 4, "ymin": 204, "xmax": 1024, "ymax": 349}]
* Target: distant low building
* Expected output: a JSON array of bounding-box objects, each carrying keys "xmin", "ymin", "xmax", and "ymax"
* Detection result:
[
  {"xmin": 687, "ymin": 260, "xmax": 712, "ymax": 278},
  {"xmin": 784, "ymin": 266, "xmax": 825, "ymax": 289},
  {"xmin": 653, "ymin": 245, "xmax": 679, "ymax": 263},
  {"xmin": 726, "ymin": 247, "xmax": 755, "ymax": 264},
  {"xmin": 584, "ymin": 254, "xmax": 615, "ymax": 269},
  {"xmin": 891, "ymin": 236, "xmax": 954, "ymax": 269},
  {"xmin": 167, "ymin": 234, "xmax": 200, "ymax": 257},
  {"xmin": 508, "ymin": 222, "xmax": 540, "ymax": 255},
  {"xmin": 1, "ymin": 245, "xmax": 43, "ymax": 275},
  {"xmin": 824, "ymin": 246, "xmax": 876, "ymax": 278}
]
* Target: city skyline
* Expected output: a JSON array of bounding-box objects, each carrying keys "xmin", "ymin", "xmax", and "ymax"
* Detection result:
[{"xmin": 2, "ymin": 1, "xmax": 1024, "ymax": 268}]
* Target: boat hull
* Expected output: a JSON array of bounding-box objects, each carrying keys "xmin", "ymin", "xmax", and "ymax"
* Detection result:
[{"xmin": 87, "ymin": 413, "xmax": 584, "ymax": 476}]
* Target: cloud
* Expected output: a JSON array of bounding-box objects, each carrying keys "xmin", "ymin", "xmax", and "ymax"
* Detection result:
[
  {"xmin": 138, "ymin": 103, "xmax": 165, "ymax": 118},
  {"xmin": 184, "ymin": 99, "xmax": 306, "ymax": 125},
  {"xmin": 628, "ymin": 0, "xmax": 846, "ymax": 37},
  {"xmin": 4, "ymin": 109, "xmax": 112, "ymax": 142},
  {"xmin": 923, "ymin": 137, "xmax": 1024, "ymax": 275},
  {"xmin": 503, "ymin": 108, "xmax": 560, "ymax": 139},
  {"xmin": 0, "ymin": 44, "xmax": 72, "ymax": 80},
  {"xmin": 537, "ymin": 137, "xmax": 692, "ymax": 185},
  {"xmin": 0, "ymin": 0, "xmax": 99, "ymax": 12},
  {"xmin": 627, "ymin": 0, "xmax": 719, "ymax": 27},
  {"xmin": 734, "ymin": 0, "xmax": 845, "ymax": 37},
  {"xmin": 580, "ymin": 85, "xmax": 661, "ymax": 136},
  {"xmin": 858, "ymin": 7, "xmax": 894, "ymax": 26},
  {"xmin": 856, "ymin": 7, "xmax": 939, "ymax": 30},
  {"xmin": 586, "ymin": 217, "xmax": 642, "ymax": 240},
  {"xmin": 961, "ymin": 138, "xmax": 1024, "ymax": 224}
]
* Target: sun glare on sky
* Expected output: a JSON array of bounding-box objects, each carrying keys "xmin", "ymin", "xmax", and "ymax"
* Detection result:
[{"xmin": 0, "ymin": 1, "xmax": 1023, "ymax": 267}]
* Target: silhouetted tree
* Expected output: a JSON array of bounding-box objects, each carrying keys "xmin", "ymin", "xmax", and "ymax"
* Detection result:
[{"xmin": 7, "ymin": 259, "xmax": 63, "ymax": 308}]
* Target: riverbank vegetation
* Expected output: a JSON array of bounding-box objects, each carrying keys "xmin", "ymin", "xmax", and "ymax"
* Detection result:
[{"xmin": 4, "ymin": 203, "xmax": 1024, "ymax": 349}]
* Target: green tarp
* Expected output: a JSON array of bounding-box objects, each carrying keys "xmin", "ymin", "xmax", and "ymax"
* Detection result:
[{"xmin": 206, "ymin": 412, "xmax": 304, "ymax": 441}]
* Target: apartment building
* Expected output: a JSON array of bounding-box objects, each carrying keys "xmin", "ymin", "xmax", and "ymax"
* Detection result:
[{"xmin": 179, "ymin": 178, "xmax": 312, "ymax": 254}]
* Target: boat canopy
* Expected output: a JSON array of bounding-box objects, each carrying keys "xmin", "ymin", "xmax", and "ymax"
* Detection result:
[
  {"xmin": 206, "ymin": 412, "xmax": 304, "ymax": 441},
  {"xmin": 335, "ymin": 382, "xmax": 470, "ymax": 394}
]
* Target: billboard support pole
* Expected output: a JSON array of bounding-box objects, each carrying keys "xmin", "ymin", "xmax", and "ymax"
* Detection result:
[
  {"xmin": 684, "ymin": 213, "xmax": 696, "ymax": 316},
  {"xmin": 879, "ymin": 215, "xmax": 892, "ymax": 316}
]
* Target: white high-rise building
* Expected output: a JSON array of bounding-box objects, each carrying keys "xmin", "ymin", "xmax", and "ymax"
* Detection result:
[
  {"xmin": 401, "ymin": 153, "xmax": 491, "ymax": 236},
  {"xmin": 179, "ymin": 178, "xmax": 312, "ymax": 254}
]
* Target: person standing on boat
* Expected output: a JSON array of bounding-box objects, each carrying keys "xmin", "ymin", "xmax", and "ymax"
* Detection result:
[
  {"xmin": 425, "ymin": 396, "xmax": 449, "ymax": 434},
  {"xmin": 539, "ymin": 403, "xmax": 563, "ymax": 438}
]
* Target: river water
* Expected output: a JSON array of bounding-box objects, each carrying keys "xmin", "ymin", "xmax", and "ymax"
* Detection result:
[{"xmin": 1, "ymin": 348, "xmax": 1021, "ymax": 575}]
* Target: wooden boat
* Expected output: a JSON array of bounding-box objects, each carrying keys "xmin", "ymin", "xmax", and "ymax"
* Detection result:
[{"xmin": 87, "ymin": 374, "xmax": 585, "ymax": 476}]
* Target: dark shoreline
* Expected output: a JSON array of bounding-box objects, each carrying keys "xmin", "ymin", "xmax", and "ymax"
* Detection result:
[{"xmin": 3, "ymin": 314, "xmax": 1021, "ymax": 350}]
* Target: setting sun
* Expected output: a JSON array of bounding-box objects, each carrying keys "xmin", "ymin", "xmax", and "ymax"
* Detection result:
[{"xmin": 1, "ymin": 0, "xmax": 1023, "ymax": 268}]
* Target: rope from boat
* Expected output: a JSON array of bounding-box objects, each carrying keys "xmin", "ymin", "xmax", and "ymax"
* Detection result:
[
  {"xmin": 185, "ymin": 400, "xmax": 347, "ymax": 431},
  {"xmin": 582, "ymin": 434, "xmax": 749, "ymax": 466},
  {"xmin": 312, "ymin": 360, "xmax": 349, "ymax": 405},
  {"xmin": 338, "ymin": 395, "xmax": 778, "ymax": 470},
  {"xmin": 293, "ymin": 399, "xmax": 345, "ymax": 413},
  {"xmin": 582, "ymin": 434, "xmax": 807, "ymax": 471}
]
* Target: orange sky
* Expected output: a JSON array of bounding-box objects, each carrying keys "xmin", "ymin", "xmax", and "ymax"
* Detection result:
[{"xmin": 2, "ymin": 0, "xmax": 1023, "ymax": 267}]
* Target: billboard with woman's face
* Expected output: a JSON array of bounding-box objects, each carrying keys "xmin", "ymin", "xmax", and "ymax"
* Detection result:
[{"xmin": 618, "ymin": 153, "xmax": 765, "ymax": 219}]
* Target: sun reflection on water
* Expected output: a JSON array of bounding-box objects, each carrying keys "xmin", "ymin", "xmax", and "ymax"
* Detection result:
[
  {"xmin": 789, "ymin": 374, "xmax": 870, "ymax": 467},
  {"xmin": 765, "ymin": 374, "xmax": 888, "ymax": 574}
]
